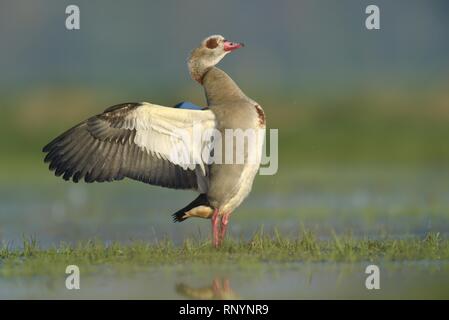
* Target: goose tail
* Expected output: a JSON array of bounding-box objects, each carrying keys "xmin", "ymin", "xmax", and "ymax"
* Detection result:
[{"xmin": 172, "ymin": 194, "xmax": 214, "ymax": 222}]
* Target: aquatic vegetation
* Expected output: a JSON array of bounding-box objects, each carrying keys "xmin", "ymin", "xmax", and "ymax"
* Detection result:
[{"xmin": 0, "ymin": 231, "xmax": 447, "ymax": 277}]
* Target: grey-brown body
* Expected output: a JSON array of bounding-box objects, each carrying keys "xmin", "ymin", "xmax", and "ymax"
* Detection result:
[{"xmin": 203, "ymin": 67, "xmax": 265, "ymax": 213}]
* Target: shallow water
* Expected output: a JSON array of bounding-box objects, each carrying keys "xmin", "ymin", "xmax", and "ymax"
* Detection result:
[
  {"xmin": 1, "ymin": 168, "xmax": 449, "ymax": 247},
  {"xmin": 1, "ymin": 168, "xmax": 449, "ymax": 299},
  {"xmin": 1, "ymin": 261, "xmax": 448, "ymax": 299}
]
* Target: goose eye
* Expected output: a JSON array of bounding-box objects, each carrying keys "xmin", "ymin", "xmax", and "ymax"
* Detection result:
[{"xmin": 206, "ymin": 38, "xmax": 219, "ymax": 49}]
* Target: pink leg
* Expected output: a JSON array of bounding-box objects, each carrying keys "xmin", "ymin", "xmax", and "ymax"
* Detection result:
[
  {"xmin": 212, "ymin": 278, "xmax": 221, "ymax": 296},
  {"xmin": 222, "ymin": 278, "xmax": 231, "ymax": 292},
  {"xmin": 211, "ymin": 209, "xmax": 220, "ymax": 248},
  {"xmin": 219, "ymin": 212, "xmax": 231, "ymax": 245}
]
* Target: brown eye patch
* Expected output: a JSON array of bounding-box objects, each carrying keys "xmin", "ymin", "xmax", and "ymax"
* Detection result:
[{"xmin": 205, "ymin": 38, "xmax": 219, "ymax": 49}]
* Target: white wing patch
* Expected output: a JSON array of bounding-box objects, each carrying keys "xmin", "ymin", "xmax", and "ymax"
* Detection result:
[{"xmin": 128, "ymin": 103, "xmax": 216, "ymax": 181}]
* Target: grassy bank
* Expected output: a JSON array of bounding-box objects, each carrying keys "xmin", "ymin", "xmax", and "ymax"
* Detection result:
[{"xmin": 1, "ymin": 231, "xmax": 448, "ymax": 277}]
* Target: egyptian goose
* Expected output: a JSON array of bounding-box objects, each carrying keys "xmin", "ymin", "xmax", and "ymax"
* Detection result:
[{"xmin": 43, "ymin": 35, "xmax": 266, "ymax": 247}]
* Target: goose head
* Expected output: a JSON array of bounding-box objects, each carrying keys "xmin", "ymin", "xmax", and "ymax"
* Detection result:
[{"xmin": 188, "ymin": 35, "xmax": 244, "ymax": 83}]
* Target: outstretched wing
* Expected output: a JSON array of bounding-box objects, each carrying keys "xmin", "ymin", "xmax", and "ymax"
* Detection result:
[{"xmin": 43, "ymin": 102, "xmax": 216, "ymax": 192}]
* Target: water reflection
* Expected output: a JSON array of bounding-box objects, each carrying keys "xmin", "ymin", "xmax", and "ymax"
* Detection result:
[{"xmin": 176, "ymin": 277, "xmax": 239, "ymax": 300}]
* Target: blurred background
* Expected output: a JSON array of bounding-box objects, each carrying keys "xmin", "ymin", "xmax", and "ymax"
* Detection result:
[
  {"xmin": 1, "ymin": 0, "xmax": 449, "ymax": 244},
  {"xmin": 1, "ymin": 0, "xmax": 449, "ymax": 299}
]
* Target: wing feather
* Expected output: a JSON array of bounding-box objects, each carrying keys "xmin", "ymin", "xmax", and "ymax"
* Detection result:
[{"xmin": 43, "ymin": 102, "xmax": 216, "ymax": 191}]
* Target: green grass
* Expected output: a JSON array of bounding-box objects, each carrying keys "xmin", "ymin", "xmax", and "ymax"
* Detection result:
[{"xmin": 1, "ymin": 231, "xmax": 448, "ymax": 277}]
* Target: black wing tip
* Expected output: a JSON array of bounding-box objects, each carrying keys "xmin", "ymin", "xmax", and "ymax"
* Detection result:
[
  {"xmin": 172, "ymin": 211, "xmax": 187, "ymax": 223},
  {"xmin": 171, "ymin": 194, "xmax": 211, "ymax": 223},
  {"xmin": 43, "ymin": 140, "xmax": 58, "ymax": 153},
  {"xmin": 43, "ymin": 151, "xmax": 83, "ymax": 183}
]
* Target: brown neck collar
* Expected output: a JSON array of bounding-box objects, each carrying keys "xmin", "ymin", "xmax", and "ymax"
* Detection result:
[{"xmin": 197, "ymin": 67, "xmax": 212, "ymax": 85}]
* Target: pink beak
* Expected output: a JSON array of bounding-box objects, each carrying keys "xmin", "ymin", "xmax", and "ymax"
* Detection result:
[{"xmin": 223, "ymin": 40, "xmax": 244, "ymax": 52}]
